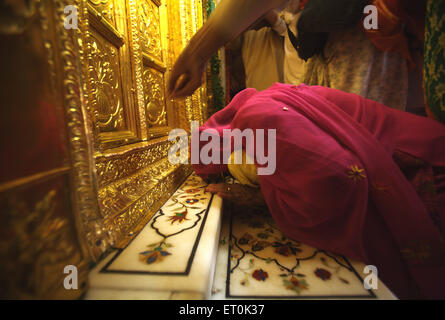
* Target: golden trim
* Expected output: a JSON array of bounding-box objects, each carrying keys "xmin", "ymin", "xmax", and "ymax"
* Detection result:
[
  {"xmin": 87, "ymin": 2, "xmax": 124, "ymax": 47},
  {"xmin": 95, "ymin": 137, "xmax": 174, "ymax": 188},
  {"xmin": 98, "ymin": 131, "xmax": 140, "ymax": 150},
  {"xmin": 0, "ymin": 167, "xmax": 71, "ymax": 193},
  {"xmin": 51, "ymin": 0, "xmax": 207, "ymax": 260},
  {"xmin": 52, "ymin": 0, "xmax": 106, "ymax": 260},
  {"xmin": 111, "ymin": 164, "xmax": 193, "ymax": 248},
  {"xmin": 142, "ymin": 52, "xmax": 167, "ymax": 72},
  {"xmin": 148, "ymin": 126, "xmax": 171, "ymax": 139},
  {"xmin": 127, "ymin": 0, "xmax": 148, "ymax": 141}
]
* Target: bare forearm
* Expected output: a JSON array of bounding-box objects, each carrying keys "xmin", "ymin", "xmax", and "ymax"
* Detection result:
[
  {"xmin": 264, "ymin": 10, "xmax": 279, "ymax": 27},
  {"xmin": 189, "ymin": 0, "xmax": 288, "ymax": 61},
  {"xmin": 168, "ymin": 0, "xmax": 288, "ymax": 98}
]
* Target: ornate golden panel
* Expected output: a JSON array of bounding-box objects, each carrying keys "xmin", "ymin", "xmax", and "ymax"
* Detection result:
[
  {"xmin": 0, "ymin": 0, "xmax": 91, "ymax": 299},
  {"xmin": 139, "ymin": 0, "xmax": 163, "ymax": 61},
  {"xmin": 85, "ymin": 0, "xmax": 140, "ymax": 151},
  {"xmin": 79, "ymin": 0, "xmax": 208, "ymax": 255},
  {"xmin": 89, "ymin": 29, "xmax": 126, "ymax": 133},
  {"xmin": 88, "ymin": 0, "xmax": 117, "ymax": 28},
  {"xmin": 139, "ymin": 0, "xmax": 171, "ymax": 138},
  {"xmin": 0, "ymin": 0, "xmax": 208, "ymax": 299},
  {"xmin": 143, "ymin": 67, "xmax": 167, "ymax": 128},
  {"xmin": 0, "ymin": 177, "xmax": 89, "ymax": 299}
]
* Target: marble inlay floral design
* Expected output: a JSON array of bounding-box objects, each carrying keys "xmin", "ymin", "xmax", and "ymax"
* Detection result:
[
  {"xmin": 101, "ymin": 173, "xmax": 214, "ymax": 274},
  {"xmin": 138, "ymin": 178, "xmax": 210, "ymax": 265},
  {"xmin": 283, "ymin": 276, "xmax": 309, "ymax": 294},
  {"xmin": 225, "ymin": 206, "xmax": 376, "ymax": 298},
  {"xmin": 163, "ymin": 184, "xmax": 208, "ymax": 226},
  {"xmin": 139, "ymin": 242, "xmax": 172, "ymax": 264}
]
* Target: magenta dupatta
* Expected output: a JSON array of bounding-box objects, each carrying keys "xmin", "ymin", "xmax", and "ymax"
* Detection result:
[{"xmin": 194, "ymin": 83, "xmax": 445, "ymax": 299}]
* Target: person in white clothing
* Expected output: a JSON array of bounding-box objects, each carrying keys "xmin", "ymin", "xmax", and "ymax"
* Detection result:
[
  {"xmin": 272, "ymin": 0, "xmax": 307, "ymax": 85},
  {"xmin": 226, "ymin": 10, "xmax": 286, "ymax": 92}
]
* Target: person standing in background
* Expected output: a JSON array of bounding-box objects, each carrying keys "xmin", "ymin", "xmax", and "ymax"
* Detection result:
[
  {"xmin": 294, "ymin": 0, "xmax": 409, "ymax": 111},
  {"xmin": 226, "ymin": 0, "xmax": 306, "ymax": 92},
  {"xmin": 364, "ymin": 0, "xmax": 427, "ymax": 116},
  {"xmin": 274, "ymin": 0, "xmax": 308, "ymax": 85},
  {"xmin": 240, "ymin": 11, "xmax": 285, "ymax": 91},
  {"xmin": 224, "ymin": 9, "xmax": 285, "ymax": 98},
  {"xmin": 168, "ymin": 0, "xmax": 289, "ymax": 99}
]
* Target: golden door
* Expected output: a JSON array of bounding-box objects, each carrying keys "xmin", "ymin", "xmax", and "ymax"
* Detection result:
[{"xmin": 0, "ymin": 0, "xmax": 207, "ymax": 299}]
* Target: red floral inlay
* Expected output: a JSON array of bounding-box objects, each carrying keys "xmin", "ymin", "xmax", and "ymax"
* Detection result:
[
  {"xmin": 185, "ymin": 188, "xmax": 200, "ymax": 194},
  {"xmin": 252, "ymin": 269, "xmax": 269, "ymax": 281},
  {"xmin": 167, "ymin": 210, "xmax": 189, "ymax": 224},
  {"xmin": 314, "ymin": 268, "xmax": 332, "ymax": 280}
]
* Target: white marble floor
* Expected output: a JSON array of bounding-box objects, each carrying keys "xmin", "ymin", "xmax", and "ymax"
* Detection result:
[
  {"xmin": 211, "ymin": 205, "xmax": 397, "ymax": 300},
  {"xmin": 85, "ymin": 173, "xmax": 397, "ymax": 300},
  {"xmin": 86, "ymin": 173, "xmax": 223, "ymax": 300}
]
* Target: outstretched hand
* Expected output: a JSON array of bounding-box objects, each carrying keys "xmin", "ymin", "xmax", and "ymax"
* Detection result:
[
  {"xmin": 166, "ymin": 0, "xmax": 289, "ymax": 99},
  {"xmin": 167, "ymin": 0, "xmax": 288, "ymax": 99},
  {"xmin": 167, "ymin": 45, "xmax": 207, "ymax": 99}
]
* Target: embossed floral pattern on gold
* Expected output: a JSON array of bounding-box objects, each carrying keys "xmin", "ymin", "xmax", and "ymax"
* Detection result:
[
  {"xmin": 143, "ymin": 67, "xmax": 167, "ymax": 127},
  {"xmin": 88, "ymin": 0, "xmax": 117, "ymax": 27},
  {"xmin": 37, "ymin": 0, "xmax": 208, "ymax": 261},
  {"xmin": 88, "ymin": 30, "xmax": 126, "ymax": 132},
  {"xmin": 0, "ymin": 186, "xmax": 86, "ymax": 299},
  {"xmin": 139, "ymin": 0, "xmax": 163, "ymax": 61}
]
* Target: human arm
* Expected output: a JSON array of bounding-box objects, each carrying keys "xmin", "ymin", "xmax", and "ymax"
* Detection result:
[
  {"xmin": 265, "ymin": 10, "xmax": 287, "ymax": 36},
  {"xmin": 167, "ymin": 0, "xmax": 289, "ymax": 98},
  {"xmin": 225, "ymin": 35, "xmax": 243, "ymax": 52}
]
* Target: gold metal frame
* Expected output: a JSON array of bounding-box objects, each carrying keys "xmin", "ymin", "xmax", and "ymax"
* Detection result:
[
  {"xmin": 0, "ymin": 0, "xmax": 207, "ymax": 299},
  {"xmin": 73, "ymin": 0, "xmax": 207, "ymax": 259}
]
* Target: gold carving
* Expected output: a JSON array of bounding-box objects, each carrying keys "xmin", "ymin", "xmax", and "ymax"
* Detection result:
[
  {"xmin": 88, "ymin": 0, "xmax": 116, "ymax": 27},
  {"xmin": 95, "ymin": 139, "xmax": 173, "ymax": 188},
  {"xmin": 108, "ymin": 164, "xmax": 193, "ymax": 248},
  {"xmin": 2, "ymin": 2, "xmax": 209, "ymax": 300},
  {"xmin": 98, "ymin": 157, "xmax": 175, "ymax": 218},
  {"xmin": 0, "ymin": 188, "xmax": 88, "ymax": 299},
  {"xmin": 85, "ymin": 0, "xmax": 140, "ymax": 151},
  {"xmin": 55, "ymin": 0, "xmax": 208, "ymax": 258},
  {"xmin": 143, "ymin": 67, "xmax": 167, "ymax": 127},
  {"xmin": 139, "ymin": 0, "xmax": 163, "ymax": 61},
  {"xmin": 127, "ymin": 0, "xmax": 148, "ymax": 141},
  {"xmin": 40, "ymin": 0, "xmax": 207, "ymax": 262},
  {"xmin": 0, "ymin": 0, "xmax": 93, "ymax": 299},
  {"xmin": 51, "ymin": 0, "xmax": 109, "ymax": 260},
  {"xmin": 89, "ymin": 30, "xmax": 126, "ymax": 133}
]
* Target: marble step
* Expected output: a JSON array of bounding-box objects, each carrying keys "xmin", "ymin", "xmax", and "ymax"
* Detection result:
[{"xmin": 86, "ymin": 173, "xmax": 223, "ymax": 300}]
